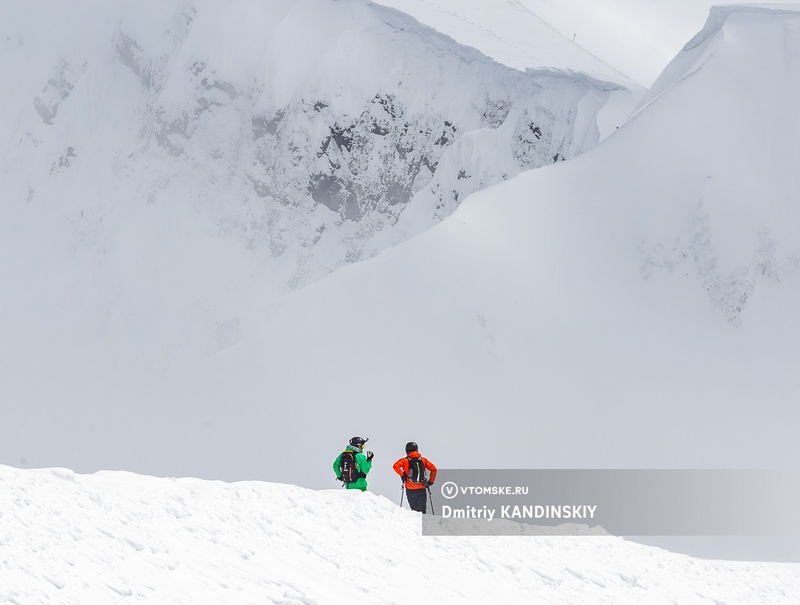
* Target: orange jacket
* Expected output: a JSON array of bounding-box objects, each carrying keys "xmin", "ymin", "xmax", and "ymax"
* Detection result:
[{"xmin": 393, "ymin": 451, "xmax": 437, "ymax": 490}]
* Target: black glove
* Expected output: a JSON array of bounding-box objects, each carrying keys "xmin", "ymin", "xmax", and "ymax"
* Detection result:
[
  {"xmin": 336, "ymin": 476, "xmax": 344, "ymax": 483},
  {"xmin": 366, "ymin": 451, "xmax": 374, "ymax": 461},
  {"xmin": 401, "ymin": 474, "xmax": 408, "ymax": 482},
  {"xmin": 426, "ymin": 481, "xmax": 434, "ymax": 487}
]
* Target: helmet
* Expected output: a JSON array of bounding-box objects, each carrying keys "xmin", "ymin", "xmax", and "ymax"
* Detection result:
[
  {"xmin": 349, "ymin": 436, "xmax": 368, "ymax": 448},
  {"xmin": 405, "ymin": 441, "xmax": 418, "ymax": 454}
]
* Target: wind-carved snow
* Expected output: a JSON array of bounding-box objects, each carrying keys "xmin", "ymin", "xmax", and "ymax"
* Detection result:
[{"xmin": 389, "ymin": 71, "xmax": 626, "ymax": 245}]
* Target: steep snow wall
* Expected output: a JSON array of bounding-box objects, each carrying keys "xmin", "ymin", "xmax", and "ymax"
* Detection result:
[{"xmin": 2, "ymin": 465, "xmax": 799, "ymax": 604}]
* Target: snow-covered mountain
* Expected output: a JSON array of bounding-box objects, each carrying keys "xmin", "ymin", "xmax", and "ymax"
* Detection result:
[
  {"xmin": 2, "ymin": 464, "xmax": 799, "ymax": 604},
  {"xmin": 2, "ymin": 0, "xmax": 800, "ymax": 565},
  {"xmin": 0, "ymin": 0, "xmax": 638, "ymax": 398},
  {"xmin": 154, "ymin": 3, "xmax": 800, "ymax": 492},
  {"xmin": 0, "ymin": 0, "xmax": 633, "ymax": 288}
]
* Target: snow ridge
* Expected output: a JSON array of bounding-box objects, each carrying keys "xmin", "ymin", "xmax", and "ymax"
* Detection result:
[{"xmin": 2, "ymin": 465, "xmax": 799, "ymax": 604}]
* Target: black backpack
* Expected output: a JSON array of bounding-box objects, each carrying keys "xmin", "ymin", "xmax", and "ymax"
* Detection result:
[
  {"xmin": 339, "ymin": 450, "xmax": 365, "ymax": 484},
  {"xmin": 407, "ymin": 456, "xmax": 428, "ymax": 485}
]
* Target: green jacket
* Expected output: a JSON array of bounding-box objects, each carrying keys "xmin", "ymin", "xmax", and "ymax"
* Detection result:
[{"xmin": 333, "ymin": 448, "xmax": 372, "ymax": 491}]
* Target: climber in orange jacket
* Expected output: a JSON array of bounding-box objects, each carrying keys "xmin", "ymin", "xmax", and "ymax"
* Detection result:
[{"xmin": 393, "ymin": 442, "xmax": 437, "ymax": 513}]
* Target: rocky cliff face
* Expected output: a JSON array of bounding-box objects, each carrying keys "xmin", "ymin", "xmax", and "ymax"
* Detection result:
[{"xmin": 1, "ymin": 0, "xmax": 637, "ymax": 290}]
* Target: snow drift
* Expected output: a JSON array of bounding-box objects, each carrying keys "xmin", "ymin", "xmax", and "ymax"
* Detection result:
[{"xmin": 1, "ymin": 464, "xmax": 798, "ymax": 604}]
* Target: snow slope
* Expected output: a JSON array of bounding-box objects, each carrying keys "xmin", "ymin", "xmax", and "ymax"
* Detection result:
[{"xmin": 2, "ymin": 464, "xmax": 799, "ymax": 604}]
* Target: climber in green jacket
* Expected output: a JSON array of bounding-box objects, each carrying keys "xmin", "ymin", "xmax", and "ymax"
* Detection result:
[{"xmin": 333, "ymin": 436, "xmax": 373, "ymax": 491}]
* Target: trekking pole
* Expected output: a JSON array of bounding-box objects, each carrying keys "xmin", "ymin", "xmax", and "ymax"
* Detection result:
[
  {"xmin": 426, "ymin": 486, "xmax": 435, "ymax": 516},
  {"xmin": 400, "ymin": 484, "xmax": 405, "ymax": 508}
]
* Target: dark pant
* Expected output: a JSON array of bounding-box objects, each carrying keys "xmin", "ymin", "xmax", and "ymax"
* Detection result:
[{"xmin": 406, "ymin": 487, "xmax": 427, "ymax": 513}]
